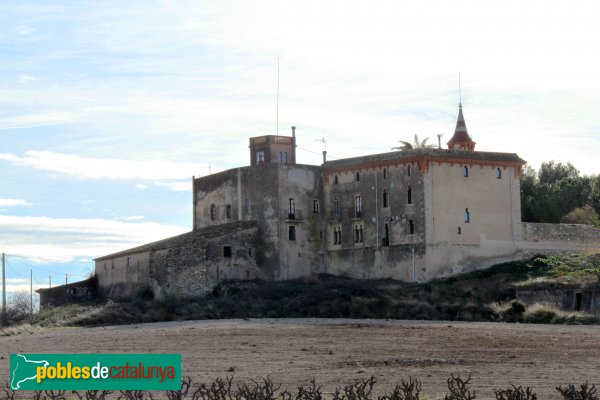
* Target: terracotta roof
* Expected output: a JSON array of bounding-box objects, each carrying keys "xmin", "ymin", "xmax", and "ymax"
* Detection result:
[
  {"xmin": 94, "ymin": 220, "xmax": 257, "ymax": 261},
  {"xmin": 447, "ymin": 105, "xmax": 474, "ymax": 145},
  {"xmin": 324, "ymin": 148, "xmax": 525, "ymax": 169}
]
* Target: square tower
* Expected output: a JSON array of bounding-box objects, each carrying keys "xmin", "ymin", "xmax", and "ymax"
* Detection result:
[{"xmin": 249, "ymin": 127, "xmax": 297, "ymax": 166}]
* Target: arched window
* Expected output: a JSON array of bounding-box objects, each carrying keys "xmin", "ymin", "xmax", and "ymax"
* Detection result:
[
  {"xmin": 407, "ymin": 165, "xmax": 412, "ymax": 176},
  {"xmin": 355, "ymin": 172, "xmax": 360, "ymax": 182},
  {"xmin": 407, "ymin": 187, "xmax": 413, "ymax": 204},
  {"xmin": 496, "ymin": 168, "xmax": 502, "ymax": 179},
  {"xmin": 463, "ymin": 166, "xmax": 469, "ymax": 177},
  {"xmin": 383, "ymin": 190, "xmax": 389, "ymax": 208},
  {"xmin": 383, "ymin": 168, "xmax": 387, "ymax": 179},
  {"xmin": 334, "ymin": 175, "xmax": 339, "ymax": 184}
]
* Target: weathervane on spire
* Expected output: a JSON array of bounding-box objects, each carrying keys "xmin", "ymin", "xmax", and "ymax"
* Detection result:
[{"xmin": 458, "ymin": 72, "xmax": 462, "ymax": 108}]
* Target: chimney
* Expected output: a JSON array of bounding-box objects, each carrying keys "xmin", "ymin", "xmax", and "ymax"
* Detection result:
[{"xmin": 322, "ymin": 150, "xmax": 327, "ymax": 164}]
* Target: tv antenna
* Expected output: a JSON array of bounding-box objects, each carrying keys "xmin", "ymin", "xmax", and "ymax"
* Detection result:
[
  {"xmin": 315, "ymin": 137, "xmax": 327, "ymax": 152},
  {"xmin": 276, "ymin": 57, "xmax": 280, "ymax": 136}
]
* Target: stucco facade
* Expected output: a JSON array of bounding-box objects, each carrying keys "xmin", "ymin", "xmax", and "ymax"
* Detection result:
[{"xmin": 93, "ymin": 105, "xmax": 600, "ymax": 299}]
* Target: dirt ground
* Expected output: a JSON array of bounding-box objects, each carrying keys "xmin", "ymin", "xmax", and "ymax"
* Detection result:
[{"xmin": 1, "ymin": 319, "xmax": 599, "ymax": 399}]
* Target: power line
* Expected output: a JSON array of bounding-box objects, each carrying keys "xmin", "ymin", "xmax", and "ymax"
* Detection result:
[{"xmin": 6, "ymin": 254, "xmax": 92, "ymax": 263}]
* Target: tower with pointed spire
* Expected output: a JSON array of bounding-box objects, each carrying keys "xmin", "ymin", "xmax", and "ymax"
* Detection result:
[{"xmin": 447, "ymin": 104, "xmax": 476, "ymax": 151}]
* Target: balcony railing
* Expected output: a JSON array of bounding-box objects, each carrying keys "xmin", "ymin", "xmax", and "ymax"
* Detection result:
[
  {"xmin": 286, "ymin": 209, "xmax": 303, "ymax": 220},
  {"xmin": 329, "ymin": 210, "xmax": 342, "ymax": 221}
]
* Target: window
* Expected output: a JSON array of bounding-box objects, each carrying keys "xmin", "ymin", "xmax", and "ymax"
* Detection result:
[
  {"xmin": 496, "ymin": 168, "xmax": 502, "ymax": 179},
  {"xmin": 223, "ymin": 246, "xmax": 232, "ymax": 258},
  {"xmin": 288, "ymin": 198, "xmax": 296, "ymax": 218},
  {"xmin": 284, "ymin": 152, "xmax": 288, "ymax": 163},
  {"xmin": 355, "ymin": 172, "xmax": 360, "ymax": 182},
  {"xmin": 383, "ymin": 223, "xmax": 389, "ymax": 247},
  {"xmin": 408, "ymin": 220, "xmax": 415, "ymax": 235},
  {"xmin": 312, "ymin": 199, "xmax": 320, "ymax": 213},
  {"xmin": 383, "ymin": 190, "xmax": 388, "ymax": 208},
  {"xmin": 383, "ymin": 168, "xmax": 387, "ymax": 179},
  {"xmin": 354, "ymin": 224, "xmax": 364, "ymax": 243},
  {"xmin": 245, "ymin": 199, "xmax": 251, "ymax": 214},
  {"xmin": 407, "ymin": 165, "xmax": 412, "ymax": 176},
  {"xmin": 288, "ymin": 225, "xmax": 296, "ymax": 241},
  {"xmin": 407, "ymin": 187, "xmax": 413, "ymax": 204},
  {"xmin": 355, "ymin": 195, "xmax": 362, "ymax": 217},
  {"xmin": 279, "ymin": 152, "xmax": 288, "ymax": 163},
  {"xmin": 463, "ymin": 166, "xmax": 469, "ymax": 177},
  {"xmin": 248, "ymin": 248, "xmax": 253, "ymax": 257},
  {"xmin": 464, "ymin": 208, "xmax": 470, "ymax": 223},
  {"xmin": 256, "ymin": 151, "xmax": 265, "ymax": 165},
  {"xmin": 333, "ymin": 227, "xmax": 342, "ymax": 245},
  {"xmin": 127, "ymin": 257, "xmax": 132, "ymax": 267},
  {"xmin": 334, "ymin": 175, "xmax": 338, "ymax": 184},
  {"xmin": 210, "ymin": 204, "xmax": 216, "ymax": 220},
  {"xmin": 226, "ymin": 204, "xmax": 232, "ymax": 219},
  {"xmin": 458, "ymin": 227, "xmax": 462, "ymax": 235},
  {"xmin": 333, "ymin": 197, "xmax": 340, "ymax": 214}
]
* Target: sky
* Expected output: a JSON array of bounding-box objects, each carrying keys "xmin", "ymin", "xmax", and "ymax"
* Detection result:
[{"xmin": 1, "ymin": 0, "xmax": 599, "ymax": 297}]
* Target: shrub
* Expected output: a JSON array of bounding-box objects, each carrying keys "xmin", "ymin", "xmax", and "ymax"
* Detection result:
[
  {"xmin": 136, "ymin": 285, "xmax": 155, "ymax": 301},
  {"xmin": 379, "ymin": 377, "xmax": 422, "ymax": 400},
  {"xmin": 444, "ymin": 374, "xmax": 476, "ymax": 400},
  {"xmin": 556, "ymin": 381, "xmax": 598, "ymax": 400},
  {"xmin": 494, "ymin": 385, "xmax": 537, "ymax": 400}
]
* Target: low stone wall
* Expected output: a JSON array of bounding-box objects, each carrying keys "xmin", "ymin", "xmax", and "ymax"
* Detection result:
[
  {"xmin": 522, "ymin": 222, "xmax": 600, "ymax": 247},
  {"xmin": 37, "ymin": 277, "xmax": 97, "ymax": 309}
]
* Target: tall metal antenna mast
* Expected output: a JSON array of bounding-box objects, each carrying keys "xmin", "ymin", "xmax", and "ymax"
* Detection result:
[
  {"xmin": 276, "ymin": 57, "xmax": 280, "ymax": 136},
  {"xmin": 315, "ymin": 137, "xmax": 327, "ymax": 152},
  {"xmin": 458, "ymin": 72, "xmax": 462, "ymax": 107}
]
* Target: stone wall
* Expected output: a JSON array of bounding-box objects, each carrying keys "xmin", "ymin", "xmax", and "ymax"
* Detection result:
[
  {"xmin": 37, "ymin": 277, "xmax": 97, "ymax": 309},
  {"xmin": 95, "ymin": 221, "xmax": 259, "ymax": 299},
  {"xmin": 521, "ymin": 222, "xmax": 600, "ymax": 248}
]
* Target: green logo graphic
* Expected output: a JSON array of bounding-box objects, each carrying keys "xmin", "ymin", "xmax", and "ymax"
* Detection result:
[{"xmin": 10, "ymin": 354, "xmax": 181, "ymax": 390}]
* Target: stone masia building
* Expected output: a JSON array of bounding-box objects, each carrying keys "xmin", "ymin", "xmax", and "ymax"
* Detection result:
[{"xmin": 91, "ymin": 105, "xmax": 599, "ymax": 299}]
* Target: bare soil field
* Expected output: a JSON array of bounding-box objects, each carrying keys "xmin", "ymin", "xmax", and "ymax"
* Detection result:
[{"xmin": 1, "ymin": 319, "xmax": 599, "ymax": 399}]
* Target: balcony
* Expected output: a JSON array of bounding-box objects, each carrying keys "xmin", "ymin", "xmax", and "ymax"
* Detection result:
[
  {"xmin": 328, "ymin": 210, "xmax": 342, "ymax": 221},
  {"xmin": 285, "ymin": 209, "xmax": 302, "ymax": 222},
  {"xmin": 351, "ymin": 209, "xmax": 364, "ymax": 220}
]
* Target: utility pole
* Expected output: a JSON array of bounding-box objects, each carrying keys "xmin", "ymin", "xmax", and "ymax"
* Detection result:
[
  {"xmin": 65, "ymin": 274, "xmax": 68, "ymax": 285},
  {"xmin": 30, "ymin": 269, "xmax": 33, "ymax": 316},
  {"xmin": 2, "ymin": 253, "xmax": 6, "ymax": 326},
  {"xmin": 49, "ymin": 275, "xmax": 51, "ymax": 288}
]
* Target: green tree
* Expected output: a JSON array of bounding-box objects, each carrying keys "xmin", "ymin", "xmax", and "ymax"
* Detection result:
[
  {"xmin": 561, "ymin": 205, "xmax": 600, "ymax": 226},
  {"xmin": 520, "ymin": 161, "xmax": 599, "ymax": 223},
  {"xmin": 392, "ymin": 134, "xmax": 435, "ymax": 151}
]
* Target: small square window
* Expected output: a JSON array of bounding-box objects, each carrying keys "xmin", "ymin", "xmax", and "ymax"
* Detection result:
[{"xmin": 223, "ymin": 246, "xmax": 232, "ymax": 258}]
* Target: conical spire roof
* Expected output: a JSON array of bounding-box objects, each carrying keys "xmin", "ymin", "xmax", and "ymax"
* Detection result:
[{"xmin": 447, "ymin": 104, "xmax": 476, "ymax": 151}]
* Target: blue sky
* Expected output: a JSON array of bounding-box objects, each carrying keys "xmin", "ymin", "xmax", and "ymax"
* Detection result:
[{"xmin": 1, "ymin": 0, "xmax": 599, "ymax": 296}]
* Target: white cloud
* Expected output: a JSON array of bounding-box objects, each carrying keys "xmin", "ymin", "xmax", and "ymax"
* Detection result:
[
  {"xmin": 0, "ymin": 198, "xmax": 32, "ymax": 207},
  {"xmin": 0, "ymin": 214, "xmax": 189, "ymax": 262},
  {"xmin": 135, "ymin": 183, "xmax": 148, "ymax": 190},
  {"xmin": 17, "ymin": 74, "xmax": 39, "ymax": 84},
  {"xmin": 0, "ymin": 111, "xmax": 76, "ymax": 129},
  {"xmin": 0, "ymin": 151, "xmax": 216, "ymax": 182},
  {"xmin": 155, "ymin": 181, "xmax": 192, "ymax": 192}
]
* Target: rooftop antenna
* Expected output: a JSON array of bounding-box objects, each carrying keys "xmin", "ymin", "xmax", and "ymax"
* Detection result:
[
  {"xmin": 315, "ymin": 136, "xmax": 327, "ymax": 152},
  {"xmin": 276, "ymin": 57, "xmax": 280, "ymax": 137},
  {"xmin": 458, "ymin": 72, "xmax": 462, "ymax": 107}
]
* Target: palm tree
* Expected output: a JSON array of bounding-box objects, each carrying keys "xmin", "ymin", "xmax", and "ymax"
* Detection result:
[{"xmin": 392, "ymin": 134, "xmax": 435, "ymax": 151}]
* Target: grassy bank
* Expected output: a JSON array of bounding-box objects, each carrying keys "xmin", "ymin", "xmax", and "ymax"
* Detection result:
[{"xmin": 8, "ymin": 253, "xmax": 600, "ymax": 330}]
